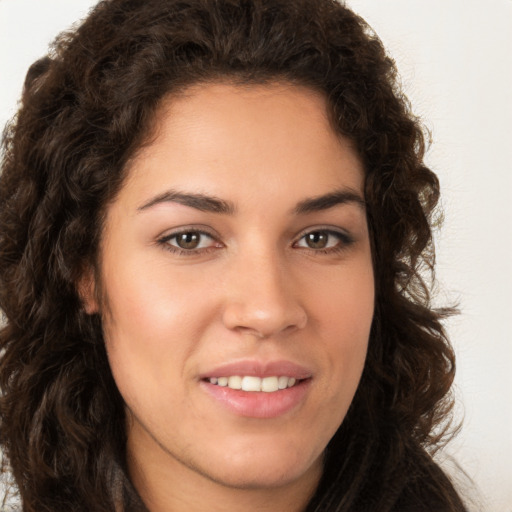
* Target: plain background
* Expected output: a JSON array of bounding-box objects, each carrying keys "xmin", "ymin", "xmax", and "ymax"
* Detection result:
[{"xmin": 0, "ymin": 1, "xmax": 511, "ymax": 510}]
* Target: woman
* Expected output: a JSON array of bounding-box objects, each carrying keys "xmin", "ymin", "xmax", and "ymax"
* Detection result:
[{"xmin": 0, "ymin": 0, "xmax": 467, "ymax": 510}]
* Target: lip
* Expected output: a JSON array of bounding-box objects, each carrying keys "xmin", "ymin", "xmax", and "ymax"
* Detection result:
[
  {"xmin": 199, "ymin": 359, "xmax": 313, "ymax": 419},
  {"xmin": 200, "ymin": 379, "xmax": 311, "ymax": 419},
  {"xmin": 199, "ymin": 359, "xmax": 313, "ymax": 380}
]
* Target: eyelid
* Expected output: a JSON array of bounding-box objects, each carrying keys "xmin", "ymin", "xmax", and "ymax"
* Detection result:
[
  {"xmin": 156, "ymin": 224, "xmax": 354, "ymax": 256},
  {"xmin": 292, "ymin": 226, "xmax": 355, "ymax": 251},
  {"xmin": 157, "ymin": 226, "xmax": 223, "ymax": 254}
]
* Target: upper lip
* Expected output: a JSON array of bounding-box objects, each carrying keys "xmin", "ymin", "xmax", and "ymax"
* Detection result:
[{"xmin": 199, "ymin": 360, "xmax": 313, "ymax": 380}]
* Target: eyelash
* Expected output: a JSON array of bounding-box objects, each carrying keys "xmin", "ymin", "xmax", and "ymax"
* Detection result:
[
  {"xmin": 157, "ymin": 229, "xmax": 221, "ymax": 256},
  {"xmin": 293, "ymin": 229, "xmax": 354, "ymax": 255},
  {"xmin": 157, "ymin": 228, "xmax": 354, "ymax": 256}
]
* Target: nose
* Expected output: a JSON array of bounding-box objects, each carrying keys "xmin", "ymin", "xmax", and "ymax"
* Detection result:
[{"xmin": 221, "ymin": 250, "xmax": 307, "ymax": 338}]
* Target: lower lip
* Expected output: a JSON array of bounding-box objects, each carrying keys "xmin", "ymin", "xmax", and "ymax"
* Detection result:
[{"xmin": 200, "ymin": 379, "xmax": 311, "ymax": 419}]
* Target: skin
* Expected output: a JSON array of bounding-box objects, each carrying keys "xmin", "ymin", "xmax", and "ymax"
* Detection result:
[{"xmin": 83, "ymin": 82, "xmax": 375, "ymax": 512}]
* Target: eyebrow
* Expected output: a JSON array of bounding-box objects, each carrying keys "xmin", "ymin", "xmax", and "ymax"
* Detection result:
[
  {"xmin": 137, "ymin": 190, "xmax": 236, "ymax": 214},
  {"xmin": 137, "ymin": 187, "xmax": 365, "ymax": 215},
  {"xmin": 293, "ymin": 189, "xmax": 366, "ymax": 214}
]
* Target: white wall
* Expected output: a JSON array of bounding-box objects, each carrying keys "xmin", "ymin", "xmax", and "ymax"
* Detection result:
[
  {"xmin": 346, "ymin": 2, "xmax": 512, "ymax": 510},
  {"xmin": 1, "ymin": 1, "xmax": 511, "ymax": 510}
]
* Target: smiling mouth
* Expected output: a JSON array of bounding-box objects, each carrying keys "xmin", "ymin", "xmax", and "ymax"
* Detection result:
[{"xmin": 205, "ymin": 375, "xmax": 301, "ymax": 392}]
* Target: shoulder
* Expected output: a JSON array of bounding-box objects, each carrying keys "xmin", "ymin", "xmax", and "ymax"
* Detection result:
[{"xmin": 390, "ymin": 448, "xmax": 468, "ymax": 512}]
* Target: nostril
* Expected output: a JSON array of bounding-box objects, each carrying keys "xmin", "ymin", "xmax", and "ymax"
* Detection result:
[
  {"xmin": 234, "ymin": 325, "xmax": 267, "ymax": 338},
  {"xmin": 221, "ymin": 299, "xmax": 307, "ymax": 337}
]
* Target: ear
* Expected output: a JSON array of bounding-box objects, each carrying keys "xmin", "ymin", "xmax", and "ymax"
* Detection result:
[{"xmin": 77, "ymin": 265, "xmax": 100, "ymax": 314}]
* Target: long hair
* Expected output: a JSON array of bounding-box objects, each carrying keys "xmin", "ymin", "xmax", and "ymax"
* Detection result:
[{"xmin": 0, "ymin": 0, "xmax": 464, "ymax": 510}]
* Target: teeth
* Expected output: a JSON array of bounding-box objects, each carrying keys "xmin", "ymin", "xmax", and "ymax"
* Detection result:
[
  {"xmin": 278, "ymin": 376, "xmax": 289, "ymax": 389},
  {"xmin": 228, "ymin": 376, "xmax": 242, "ymax": 390},
  {"xmin": 242, "ymin": 376, "xmax": 261, "ymax": 392},
  {"xmin": 208, "ymin": 375, "xmax": 299, "ymax": 392},
  {"xmin": 261, "ymin": 376, "xmax": 279, "ymax": 393}
]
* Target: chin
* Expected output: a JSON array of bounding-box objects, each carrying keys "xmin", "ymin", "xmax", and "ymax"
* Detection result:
[{"xmin": 194, "ymin": 442, "xmax": 323, "ymax": 490}]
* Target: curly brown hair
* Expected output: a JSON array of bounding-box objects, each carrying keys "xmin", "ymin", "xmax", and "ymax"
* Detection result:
[{"xmin": 0, "ymin": 0, "xmax": 465, "ymax": 510}]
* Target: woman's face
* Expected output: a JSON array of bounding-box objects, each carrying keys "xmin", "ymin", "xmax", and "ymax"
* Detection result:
[{"xmin": 86, "ymin": 83, "xmax": 374, "ymax": 497}]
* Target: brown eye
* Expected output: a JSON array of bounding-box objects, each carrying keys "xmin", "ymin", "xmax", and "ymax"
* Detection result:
[
  {"xmin": 161, "ymin": 230, "xmax": 218, "ymax": 252},
  {"xmin": 304, "ymin": 232, "xmax": 329, "ymax": 249},
  {"xmin": 295, "ymin": 229, "xmax": 351, "ymax": 252},
  {"xmin": 175, "ymin": 232, "xmax": 201, "ymax": 249}
]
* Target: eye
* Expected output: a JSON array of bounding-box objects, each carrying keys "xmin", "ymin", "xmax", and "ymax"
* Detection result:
[
  {"xmin": 294, "ymin": 229, "xmax": 352, "ymax": 251},
  {"xmin": 159, "ymin": 230, "xmax": 220, "ymax": 252}
]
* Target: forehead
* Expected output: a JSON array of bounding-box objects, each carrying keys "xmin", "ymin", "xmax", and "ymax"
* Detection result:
[{"xmin": 121, "ymin": 82, "xmax": 364, "ymax": 208}]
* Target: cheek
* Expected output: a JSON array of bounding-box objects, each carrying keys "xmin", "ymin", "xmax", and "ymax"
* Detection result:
[
  {"xmin": 100, "ymin": 261, "xmax": 218, "ymax": 388},
  {"xmin": 309, "ymin": 259, "xmax": 374, "ymax": 399},
  {"xmin": 312, "ymin": 257, "xmax": 374, "ymax": 339}
]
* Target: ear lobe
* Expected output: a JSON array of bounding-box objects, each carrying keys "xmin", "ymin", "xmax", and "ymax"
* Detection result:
[{"xmin": 77, "ymin": 267, "xmax": 99, "ymax": 314}]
